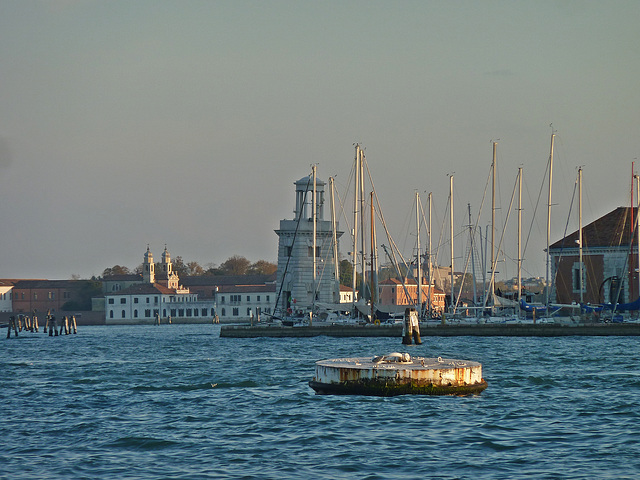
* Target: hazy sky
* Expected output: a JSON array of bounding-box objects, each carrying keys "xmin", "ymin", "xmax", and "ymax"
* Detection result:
[{"xmin": 1, "ymin": 0, "xmax": 638, "ymax": 280}]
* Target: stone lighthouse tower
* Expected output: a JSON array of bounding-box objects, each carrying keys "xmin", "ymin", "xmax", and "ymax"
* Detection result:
[{"xmin": 275, "ymin": 172, "xmax": 342, "ymax": 313}]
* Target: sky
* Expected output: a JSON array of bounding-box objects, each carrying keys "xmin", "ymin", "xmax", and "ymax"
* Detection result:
[{"xmin": 0, "ymin": 0, "xmax": 639, "ymax": 281}]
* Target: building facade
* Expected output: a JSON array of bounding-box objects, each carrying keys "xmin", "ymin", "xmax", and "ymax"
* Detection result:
[
  {"xmin": 550, "ymin": 207, "xmax": 639, "ymax": 305},
  {"xmin": 11, "ymin": 280, "xmax": 90, "ymax": 315},
  {"xmin": 181, "ymin": 274, "xmax": 277, "ymax": 323},
  {"xmin": 275, "ymin": 174, "xmax": 343, "ymax": 313},
  {"xmin": 104, "ymin": 246, "xmax": 215, "ymax": 324},
  {"xmin": 0, "ymin": 280, "xmax": 16, "ymax": 312},
  {"xmin": 378, "ymin": 278, "xmax": 446, "ymax": 314}
]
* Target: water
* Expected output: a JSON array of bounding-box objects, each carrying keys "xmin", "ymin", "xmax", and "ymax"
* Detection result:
[{"xmin": 1, "ymin": 325, "xmax": 639, "ymax": 479}]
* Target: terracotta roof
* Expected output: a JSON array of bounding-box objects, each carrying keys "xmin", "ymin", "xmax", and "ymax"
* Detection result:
[
  {"xmin": 549, "ymin": 206, "xmax": 636, "ymax": 251},
  {"xmin": 110, "ymin": 283, "xmax": 180, "ymax": 296}
]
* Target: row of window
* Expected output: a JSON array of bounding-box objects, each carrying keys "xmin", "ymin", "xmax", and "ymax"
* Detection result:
[
  {"xmin": 110, "ymin": 307, "xmax": 216, "ymax": 319},
  {"xmin": 107, "ymin": 295, "xmax": 198, "ymax": 305},
  {"xmin": 219, "ymin": 307, "xmax": 272, "ymax": 317},
  {"xmin": 10, "ymin": 291, "xmax": 71, "ymax": 301},
  {"xmin": 218, "ymin": 295, "xmax": 270, "ymax": 304},
  {"xmin": 109, "ymin": 296, "xmax": 158, "ymax": 305}
]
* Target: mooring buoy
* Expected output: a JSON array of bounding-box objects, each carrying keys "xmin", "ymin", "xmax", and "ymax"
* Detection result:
[{"xmin": 309, "ymin": 352, "xmax": 487, "ymax": 396}]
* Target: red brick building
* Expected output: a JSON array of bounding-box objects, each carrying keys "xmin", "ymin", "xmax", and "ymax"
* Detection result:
[
  {"xmin": 11, "ymin": 280, "xmax": 89, "ymax": 314},
  {"xmin": 550, "ymin": 207, "xmax": 639, "ymax": 305},
  {"xmin": 378, "ymin": 278, "xmax": 445, "ymax": 314}
]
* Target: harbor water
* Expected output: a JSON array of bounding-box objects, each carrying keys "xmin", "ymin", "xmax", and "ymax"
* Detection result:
[{"xmin": 1, "ymin": 324, "xmax": 639, "ymax": 479}]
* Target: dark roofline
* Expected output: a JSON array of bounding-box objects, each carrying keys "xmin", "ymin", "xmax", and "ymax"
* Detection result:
[
  {"xmin": 12, "ymin": 279, "xmax": 93, "ymax": 289},
  {"xmin": 549, "ymin": 206, "xmax": 635, "ymax": 251}
]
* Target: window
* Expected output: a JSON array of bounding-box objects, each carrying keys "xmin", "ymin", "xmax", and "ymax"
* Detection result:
[
  {"xmin": 109, "ymin": 311, "xmax": 114, "ymax": 318},
  {"xmin": 186, "ymin": 309, "xmax": 192, "ymax": 317},
  {"xmin": 232, "ymin": 308, "xmax": 239, "ymax": 316},
  {"xmin": 120, "ymin": 298, "xmax": 126, "ymax": 304},
  {"xmin": 286, "ymin": 246, "xmax": 292, "ymax": 257},
  {"xmin": 108, "ymin": 298, "xmax": 115, "ymax": 305},
  {"xmin": 247, "ymin": 308, "xmax": 252, "ymax": 316},
  {"xmin": 134, "ymin": 310, "xmax": 138, "ymax": 318},
  {"xmin": 145, "ymin": 309, "xmax": 151, "ymax": 317},
  {"xmin": 247, "ymin": 295, "xmax": 250, "ymax": 302},
  {"xmin": 121, "ymin": 310, "xmax": 126, "ymax": 318},
  {"xmin": 220, "ymin": 296, "xmax": 225, "ymax": 304},
  {"xmin": 146, "ymin": 297, "xmax": 150, "ymax": 304},
  {"xmin": 179, "ymin": 309, "xmax": 184, "ymax": 316},
  {"xmin": 266, "ymin": 295, "xmax": 270, "ymax": 302},
  {"xmin": 257, "ymin": 295, "xmax": 261, "ymax": 302},
  {"xmin": 221, "ymin": 308, "xmax": 226, "ymax": 316},
  {"xmin": 201, "ymin": 308, "xmax": 207, "ymax": 316},
  {"xmin": 308, "ymin": 246, "xmax": 320, "ymax": 257},
  {"xmin": 572, "ymin": 262, "xmax": 585, "ymax": 294},
  {"xmin": 134, "ymin": 298, "xmax": 139, "ymax": 304}
]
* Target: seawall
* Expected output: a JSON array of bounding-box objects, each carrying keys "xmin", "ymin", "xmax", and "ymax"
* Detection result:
[{"xmin": 219, "ymin": 322, "xmax": 640, "ymax": 338}]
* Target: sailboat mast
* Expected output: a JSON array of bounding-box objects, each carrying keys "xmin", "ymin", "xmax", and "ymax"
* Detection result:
[
  {"xmin": 468, "ymin": 203, "xmax": 477, "ymax": 316},
  {"xmin": 545, "ymin": 132, "xmax": 555, "ymax": 307},
  {"xmin": 578, "ymin": 167, "xmax": 583, "ymax": 304},
  {"xmin": 450, "ymin": 175, "xmax": 455, "ymax": 314},
  {"xmin": 636, "ymin": 172, "xmax": 640, "ymax": 299},
  {"xmin": 312, "ymin": 164, "xmax": 317, "ymax": 311},
  {"xmin": 416, "ymin": 191, "xmax": 422, "ymax": 315},
  {"xmin": 428, "ymin": 192, "xmax": 433, "ymax": 318},
  {"xmin": 330, "ymin": 176, "xmax": 339, "ymax": 303},
  {"xmin": 517, "ymin": 167, "xmax": 523, "ymax": 312},
  {"xmin": 371, "ymin": 191, "xmax": 375, "ymax": 322},
  {"xmin": 491, "ymin": 142, "xmax": 497, "ymax": 306},
  {"xmin": 359, "ymin": 151, "xmax": 366, "ymax": 299},
  {"xmin": 352, "ymin": 145, "xmax": 359, "ymax": 308}
]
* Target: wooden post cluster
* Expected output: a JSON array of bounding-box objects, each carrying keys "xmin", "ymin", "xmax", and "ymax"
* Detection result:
[
  {"xmin": 6, "ymin": 313, "xmax": 41, "ymax": 338},
  {"xmin": 5, "ymin": 312, "xmax": 76, "ymax": 339}
]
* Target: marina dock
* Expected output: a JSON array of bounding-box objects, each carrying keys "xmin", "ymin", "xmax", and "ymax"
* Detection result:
[{"xmin": 220, "ymin": 322, "xmax": 640, "ymax": 338}]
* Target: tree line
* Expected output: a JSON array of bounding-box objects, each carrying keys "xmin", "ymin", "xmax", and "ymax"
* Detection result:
[{"xmin": 102, "ymin": 255, "xmax": 277, "ymax": 279}]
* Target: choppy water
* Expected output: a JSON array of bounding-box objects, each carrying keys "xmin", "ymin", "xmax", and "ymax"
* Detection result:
[{"xmin": 1, "ymin": 324, "xmax": 639, "ymax": 479}]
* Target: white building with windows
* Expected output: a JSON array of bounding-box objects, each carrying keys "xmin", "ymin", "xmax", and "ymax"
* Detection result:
[
  {"xmin": 105, "ymin": 246, "xmax": 216, "ymax": 324},
  {"xmin": 215, "ymin": 283, "xmax": 276, "ymax": 323},
  {"xmin": 0, "ymin": 280, "xmax": 14, "ymax": 312}
]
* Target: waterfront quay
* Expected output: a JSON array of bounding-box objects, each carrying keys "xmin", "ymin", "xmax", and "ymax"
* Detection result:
[{"xmin": 220, "ymin": 322, "xmax": 640, "ymax": 338}]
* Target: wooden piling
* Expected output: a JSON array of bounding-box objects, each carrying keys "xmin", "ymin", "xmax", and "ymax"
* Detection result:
[
  {"xmin": 7, "ymin": 316, "xmax": 16, "ymax": 338},
  {"xmin": 71, "ymin": 315, "xmax": 77, "ymax": 334},
  {"xmin": 402, "ymin": 308, "xmax": 422, "ymax": 345}
]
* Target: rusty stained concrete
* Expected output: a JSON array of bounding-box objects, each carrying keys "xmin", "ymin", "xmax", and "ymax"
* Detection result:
[{"xmin": 314, "ymin": 357, "xmax": 486, "ymax": 387}]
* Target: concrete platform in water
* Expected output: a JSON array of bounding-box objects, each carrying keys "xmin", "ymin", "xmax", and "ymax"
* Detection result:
[{"xmin": 309, "ymin": 353, "xmax": 488, "ymax": 396}]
